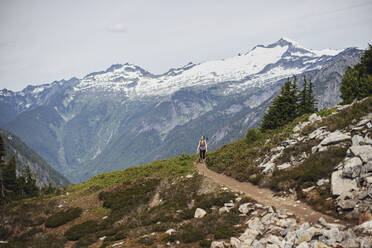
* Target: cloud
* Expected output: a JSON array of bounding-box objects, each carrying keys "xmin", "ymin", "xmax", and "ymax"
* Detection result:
[{"xmin": 106, "ymin": 23, "xmax": 127, "ymax": 33}]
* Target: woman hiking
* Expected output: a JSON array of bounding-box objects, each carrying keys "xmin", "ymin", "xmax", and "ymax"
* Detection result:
[{"xmin": 197, "ymin": 136, "xmax": 208, "ymax": 163}]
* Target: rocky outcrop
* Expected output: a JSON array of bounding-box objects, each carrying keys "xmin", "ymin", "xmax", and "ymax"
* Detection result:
[{"xmin": 214, "ymin": 203, "xmax": 372, "ymax": 248}]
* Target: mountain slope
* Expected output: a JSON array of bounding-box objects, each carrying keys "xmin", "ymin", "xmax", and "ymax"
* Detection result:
[
  {"xmin": 0, "ymin": 129, "xmax": 70, "ymax": 187},
  {"xmin": 0, "ymin": 38, "xmax": 363, "ymax": 182}
]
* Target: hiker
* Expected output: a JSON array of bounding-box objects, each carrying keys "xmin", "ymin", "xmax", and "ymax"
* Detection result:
[{"xmin": 197, "ymin": 136, "xmax": 208, "ymax": 163}]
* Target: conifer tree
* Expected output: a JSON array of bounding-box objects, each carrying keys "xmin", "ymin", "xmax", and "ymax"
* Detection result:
[
  {"xmin": 261, "ymin": 78, "xmax": 298, "ymax": 130},
  {"xmin": 0, "ymin": 135, "xmax": 5, "ymax": 199},
  {"xmin": 23, "ymin": 166, "xmax": 39, "ymax": 197},
  {"xmin": 3, "ymin": 156, "xmax": 17, "ymax": 201},
  {"xmin": 341, "ymin": 44, "xmax": 372, "ymax": 104}
]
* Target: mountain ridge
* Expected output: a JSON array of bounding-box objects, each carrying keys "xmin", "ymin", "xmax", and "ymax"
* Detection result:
[{"xmin": 0, "ymin": 38, "xmax": 364, "ymax": 183}]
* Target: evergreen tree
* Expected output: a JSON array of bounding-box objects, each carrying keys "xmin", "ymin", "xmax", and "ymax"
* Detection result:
[
  {"xmin": 341, "ymin": 44, "xmax": 372, "ymax": 104},
  {"xmin": 23, "ymin": 166, "xmax": 39, "ymax": 197},
  {"xmin": 298, "ymin": 76, "xmax": 317, "ymax": 115},
  {"xmin": 0, "ymin": 135, "xmax": 5, "ymax": 163},
  {"xmin": 307, "ymin": 79, "xmax": 317, "ymax": 113},
  {"xmin": 0, "ymin": 135, "xmax": 5, "ymax": 199},
  {"xmin": 260, "ymin": 78, "xmax": 298, "ymax": 130},
  {"xmin": 3, "ymin": 156, "xmax": 17, "ymax": 201}
]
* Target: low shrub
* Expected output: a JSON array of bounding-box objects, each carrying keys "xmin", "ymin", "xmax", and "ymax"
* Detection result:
[
  {"xmin": 137, "ymin": 235, "xmax": 156, "ymax": 246},
  {"xmin": 45, "ymin": 207, "xmax": 82, "ymax": 228},
  {"xmin": 17, "ymin": 227, "xmax": 43, "ymax": 241},
  {"xmin": 64, "ymin": 220, "xmax": 99, "ymax": 241},
  {"xmin": 270, "ymin": 147, "xmax": 347, "ymax": 192},
  {"xmin": 200, "ymin": 239, "xmax": 212, "ymax": 248},
  {"xmin": 246, "ymin": 128, "xmax": 262, "ymax": 144}
]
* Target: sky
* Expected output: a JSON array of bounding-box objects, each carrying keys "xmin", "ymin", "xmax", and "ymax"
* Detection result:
[{"xmin": 0, "ymin": 0, "xmax": 371, "ymax": 91}]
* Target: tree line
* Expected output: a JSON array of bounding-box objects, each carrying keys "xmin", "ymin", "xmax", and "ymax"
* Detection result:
[
  {"xmin": 260, "ymin": 76, "xmax": 317, "ymax": 130},
  {"xmin": 340, "ymin": 44, "xmax": 372, "ymax": 104},
  {"xmin": 0, "ymin": 135, "xmax": 56, "ymax": 204},
  {"xmin": 259, "ymin": 43, "xmax": 372, "ymax": 132}
]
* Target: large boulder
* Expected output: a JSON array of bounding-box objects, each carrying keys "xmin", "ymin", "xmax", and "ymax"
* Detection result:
[
  {"xmin": 348, "ymin": 145, "xmax": 372, "ymax": 163},
  {"xmin": 331, "ymin": 170, "xmax": 358, "ymax": 196},
  {"xmin": 342, "ymin": 157, "xmax": 363, "ymax": 178},
  {"xmin": 320, "ymin": 131, "xmax": 351, "ymax": 146}
]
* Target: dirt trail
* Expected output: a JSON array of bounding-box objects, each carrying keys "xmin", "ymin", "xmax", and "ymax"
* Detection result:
[{"xmin": 195, "ymin": 162, "xmax": 340, "ymax": 224}]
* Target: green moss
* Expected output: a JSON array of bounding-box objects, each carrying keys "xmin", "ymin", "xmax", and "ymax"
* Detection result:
[{"xmin": 45, "ymin": 207, "xmax": 82, "ymax": 228}]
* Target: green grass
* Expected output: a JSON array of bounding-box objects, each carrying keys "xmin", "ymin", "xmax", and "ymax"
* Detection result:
[{"xmin": 69, "ymin": 153, "xmax": 195, "ymax": 192}]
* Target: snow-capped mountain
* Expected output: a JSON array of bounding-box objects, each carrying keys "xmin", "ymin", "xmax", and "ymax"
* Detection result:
[
  {"xmin": 74, "ymin": 38, "xmax": 343, "ymax": 97},
  {"xmin": 0, "ymin": 38, "xmax": 363, "ymax": 183}
]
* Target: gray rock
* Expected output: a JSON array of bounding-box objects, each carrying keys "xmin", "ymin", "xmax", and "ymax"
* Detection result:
[
  {"xmin": 366, "ymin": 176, "xmax": 372, "ymax": 184},
  {"xmin": 247, "ymin": 217, "xmax": 265, "ymax": 234},
  {"xmin": 267, "ymin": 234, "xmax": 281, "ymax": 245},
  {"xmin": 238, "ymin": 203, "xmax": 254, "ymax": 215},
  {"xmin": 297, "ymin": 242, "xmax": 309, "ymax": 248},
  {"xmin": 239, "ymin": 228, "xmax": 259, "ymax": 241},
  {"xmin": 317, "ymin": 179, "xmax": 330, "ymax": 186},
  {"xmin": 363, "ymin": 135, "xmax": 372, "ymax": 145},
  {"xmin": 219, "ymin": 206, "xmax": 231, "ymax": 214},
  {"xmin": 263, "ymin": 162, "xmax": 276, "ymax": 174},
  {"xmin": 309, "ymin": 127, "xmax": 330, "ymax": 140},
  {"xmin": 348, "ymin": 145, "xmax": 372, "ymax": 163},
  {"xmin": 302, "ymin": 186, "xmax": 315, "ymax": 193},
  {"xmin": 352, "ymin": 135, "xmax": 364, "ymax": 146},
  {"xmin": 230, "ymin": 237, "xmax": 241, "ymax": 248},
  {"xmin": 320, "ymin": 131, "xmax": 351, "ymax": 146},
  {"xmin": 343, "ymin": 238, "xmax": 360, "ymax": 248},
  {"xmin": 353, "ymin": 220, "xmax": 372, "ymax": 235},
  {"xmin": 224, "ymin": 202, "xmax": 235, "ymax": 208},
  {"xmin": 356, "ymin": 119, "xmax": 370, "ymax": 127},
  {"xmin": 342, "ymin": 157, "xmax": 363, "ymax": 178},
  {"xmin": 278, "ymin": 163, "xmax": 292, "ymax": 170},
  {"xmin": 309, "ymin": 113, "xmax": 322, "ymax": 123},
  {"xmin": 194, "ymin": 208, "xmax": 207, "ymax": 218},
  {"xmin": 331, "ymin": 170, "xmax": 358, "ymax": 196},
  {"xmin": 293, "ymin": 121, "xmax": 310, "ymax": 132},
  {"xmin": 165, "ymin": 229, "xmax": 176, "ymax": 235},
  {"xmin": 211, "ymin": 241, "xmax": 226, "ymax": 248},
  {"xmin": 295, "ymin": 227, "xmax": 319, "ymax": 245},
  {"xmin": 337, "ymin": 199, "xmax": 356, "ymax": 210}
]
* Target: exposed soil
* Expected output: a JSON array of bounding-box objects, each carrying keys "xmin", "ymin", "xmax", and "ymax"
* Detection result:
[{"xmin": 195, "ymin": 162, "xmax": 341, "ymax": 225}]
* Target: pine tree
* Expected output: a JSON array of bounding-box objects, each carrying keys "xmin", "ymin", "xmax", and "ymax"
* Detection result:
[
  {"xmin": 3, "ymin": 156, "xmax": 17, "ymax": 201},
  {"xmin": 298, "ymin": 76, "xmax": 308, "ymax": 116},
  {"xmin": 297, "ymin": 76, "xmax": 317, "ymax": 115},
  {"xmin": 341, "ymin": 44, "xmax": 372, "ymax": 104},
  {"xmin": 0, "ymin": 135, "xmax": 5, "ymax": 163},
  {"xmin": 307, "ymin": 79, "xmax": 317, "ymax": 113},
  {"xmin": 261, "ymin": 78, "xmax": 298, "ymax": 130},
  {"xmin": 23, "ymin": 166, "xmax": 39, "ymax": 197}
]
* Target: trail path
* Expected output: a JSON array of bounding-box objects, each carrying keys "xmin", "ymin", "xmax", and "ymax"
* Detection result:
[{"xmin": 195, "ymin": 162, "xmax": 341, "ymax": 224}]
